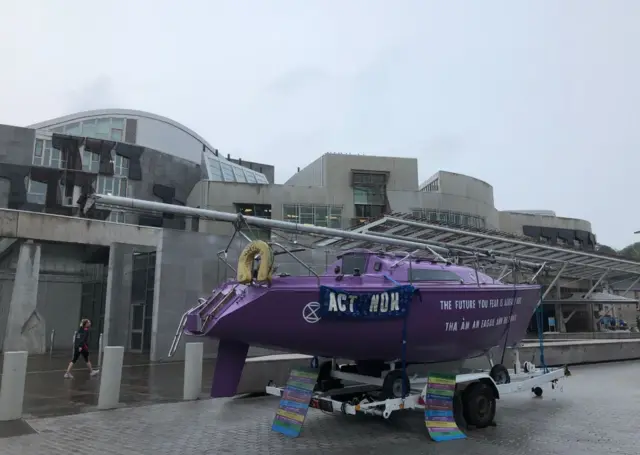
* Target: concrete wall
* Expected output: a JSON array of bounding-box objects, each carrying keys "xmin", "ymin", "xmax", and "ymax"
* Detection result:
[
  {"xmin": 127, "ymin": 146, "xmax": 201, "ymax": 210},
  {"xmin": 0, "ymin": 242, "xmax": 88, "ymax": 352},
  {"xmin": 498, "ymin": 211, "xmax": 592, "ymax": 235},
  {"xmin": 0, "ymin": 124, "xmax": 35, "ymax": 166},
  {"xmin": 284, "ymin": 155, "xmax": 325, "ymax": 187},
  {"xmin": 151, "ymin": 229, "xmax": 228, "ymax": 362},
  {"xmin": 0, "ymin": 209, "xmax": 161, "ymax": 247}
]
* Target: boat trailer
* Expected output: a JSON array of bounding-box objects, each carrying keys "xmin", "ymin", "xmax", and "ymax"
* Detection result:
[{"xmin": 265, "ymin": 347, "xmax": 569, "ymax": 430}]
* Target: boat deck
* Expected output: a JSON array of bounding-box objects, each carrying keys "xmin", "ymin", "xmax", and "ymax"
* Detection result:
[{"xmin": 1, "ymin": 361, "xmax": 638, "ymax": 454}]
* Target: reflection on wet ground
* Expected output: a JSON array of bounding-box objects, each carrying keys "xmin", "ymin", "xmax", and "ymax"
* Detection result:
[
  {"xmin": 1, "ymin": 351, "xmax": 309, "ymax": 419},
  {"xmin": 1, "ymin": 353, "xmax": 217, "ymax": 419}
]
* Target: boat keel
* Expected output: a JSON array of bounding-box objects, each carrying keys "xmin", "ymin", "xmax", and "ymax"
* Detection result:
[{"xmin": 210, "ymin": 339, "xmax": 249, "ymax": 398}]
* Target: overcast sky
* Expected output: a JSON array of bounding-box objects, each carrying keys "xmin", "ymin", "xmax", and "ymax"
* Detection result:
[{"xmin": 0, "ymin": 1, "xmax": 638, "ymax": 248}]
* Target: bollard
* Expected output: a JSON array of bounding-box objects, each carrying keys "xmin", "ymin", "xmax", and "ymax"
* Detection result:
[
  {"xmin": 97, "ymin": 333, "xmax": 104, "ymax": 367},
  {"xmin": 49, "ymin": 329, "xmax": 56, "ymax": 358},
  {"xmin": 183, "ymin": 342, "xmax": 204, "ymax": 401},
  {"xmin": 97, "ymin": 346, "xmax": 124, "ymax": 410},
  {"xmin": 0, "ymin": 351, "xmax": 28, "ymax": 421}
]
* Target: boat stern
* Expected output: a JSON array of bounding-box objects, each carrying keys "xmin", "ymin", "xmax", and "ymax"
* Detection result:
[{"xmin": 184, "ymin": 282, "xmax": 247, "ymax": 335}]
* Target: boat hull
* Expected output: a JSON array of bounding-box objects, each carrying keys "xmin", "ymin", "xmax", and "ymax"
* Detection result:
[{"xmin": 189, "ymin": 278, "xmax": 541, "ymax": 364}]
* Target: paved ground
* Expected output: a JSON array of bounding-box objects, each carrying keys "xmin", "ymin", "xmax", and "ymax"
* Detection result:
[
  {"xmin": 2, "ymin": 352, "xmax": 309, "ymax": 419},
  {"xmin": 0, "ymin": 361, "xmax": 637, "ymax": 454}
]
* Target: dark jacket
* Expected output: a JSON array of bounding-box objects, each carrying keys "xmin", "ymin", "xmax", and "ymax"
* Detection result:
[{"xmin": 74, "ymin": 327, "xmax": 90, "ymax": 351}]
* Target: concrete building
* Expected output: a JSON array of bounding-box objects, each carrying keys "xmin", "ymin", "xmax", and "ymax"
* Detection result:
[
  {"xmin": 0, "ymin": 109, "xmax": 606, "ymax": 361},
  {"xmin": 189, "ymin": 152, "xmax": 595, "ymax": 250}
]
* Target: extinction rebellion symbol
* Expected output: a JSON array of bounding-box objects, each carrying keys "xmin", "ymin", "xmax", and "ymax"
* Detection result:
[{"xmin": 302, "ymin": 302, "xmax": 321, "ymax": 324}]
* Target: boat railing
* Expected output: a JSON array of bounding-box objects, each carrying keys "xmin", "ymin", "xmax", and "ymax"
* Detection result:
[
  {"xmin": 196, "ymin": 285, "xmax": 240, "ymax": 332},
  {"xmin": 269, "ymin": 242, "xmax": 321, "ymax": 286},
  {"xmin": 168, "ymin": 297, "xmax": 208, "ymax": 357}
]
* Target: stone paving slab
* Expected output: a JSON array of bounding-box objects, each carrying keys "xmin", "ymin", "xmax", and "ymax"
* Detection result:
[{"xmin": 0, "ymin": 361, "xmax": 638, "ymax": 455}]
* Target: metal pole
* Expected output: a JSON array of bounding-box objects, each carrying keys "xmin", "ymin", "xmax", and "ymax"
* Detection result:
[
  {"xmin": 88, "ymin": 194, "xmax": 546, "ymax": 270},
  {"xmin": 584, "ymin": 269, "xmax": 609, "ymax": 299},
  {"xmin": 536, "ymin": 263, "xmax": 567, "ymax": 307},
  {"xmin": 392, "ymin": 217, "xmax": 640, "ymax": 268},
  {"xmin": 621, "ymin": 275, "xmax": 640, "ymax": 297}
]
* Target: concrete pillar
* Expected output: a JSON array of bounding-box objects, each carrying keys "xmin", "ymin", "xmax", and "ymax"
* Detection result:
[
  {"xmin": 98, "ymin": 346, "xmax": 124, "ymax": 410},
  {"xmin": 103, "ymin": 243, "xmax": 134, "ymax": 350},
  {"xmin": 3, "ymin": 241, "xmax": 46, "ymax": 353},
  {"xmin": 0, "ymin": 351, "xmax": 28, "ymax": 421},
  {"xmin": 183, "ymin": 342, "xmax": 203, "ymax": 400}
]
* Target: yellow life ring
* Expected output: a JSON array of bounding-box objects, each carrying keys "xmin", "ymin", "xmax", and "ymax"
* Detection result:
[{"xmin": 237, "ymin": 240, "xmax": 274, "ymax": 284}]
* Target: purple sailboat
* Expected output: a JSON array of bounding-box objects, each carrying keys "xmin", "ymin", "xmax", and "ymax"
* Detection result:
[{"xmin": 179, "ymin": 242, "xmax": 541, "ymax": 398}]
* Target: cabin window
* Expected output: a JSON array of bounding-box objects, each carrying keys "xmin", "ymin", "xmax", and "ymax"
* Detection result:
[
  {"xmin": 341, "ymin": 254, "xmax": 367, "ymax": 275},
  {"xmin": 409, "ymin": 269, "xmax": 462, "ymax": 282}
]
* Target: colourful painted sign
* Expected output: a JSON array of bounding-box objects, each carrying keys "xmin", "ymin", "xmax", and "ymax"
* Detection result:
[
  {"xmin": 424, "ymin": 373, "xmax": 466, "ymax": 442},
  {"xmin": 271, "ymin": 368, "xmax": 319, "ymax": 438}
]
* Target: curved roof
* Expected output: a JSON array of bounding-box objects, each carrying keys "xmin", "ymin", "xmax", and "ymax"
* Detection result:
[{"xmin": 27, "ymin": 108, "xmax": 217, "ymax": 154}]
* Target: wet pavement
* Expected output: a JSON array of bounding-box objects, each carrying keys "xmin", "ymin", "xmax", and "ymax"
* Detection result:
[
  {"xmin": 0, "ymin": 360, "xmax": 638, "ymax": 454},
  {"xmin": 1, "ymin": 352, "xmax": 309, "ymax": 419}
]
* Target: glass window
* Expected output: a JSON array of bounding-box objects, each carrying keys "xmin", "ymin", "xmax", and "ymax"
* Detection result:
[
  {"xmin": 82, "ymin": 150, "xmax": 100, "ymax": 173},
  {"xmin": 113, "ymin": 177, "xmax": 128, "ymax": 197},
  {"xmin": 409, "ymin": 269, "xmax": 463, "ymax": 282},
  {"xmin": 110, "ymin": 129, "xmax": 123, "ymax": 142},
  {"xmin": 232, "ymin": 165, "xmax": 246, "ymax": 182},
  {"xmin": 206, "ymin": 158, "xmax": 223, "ymax": 180},
  {"xmin": 82, "ymin": 119, "xmax": 97, "ymax": 136},
  {"xmin": 353, "ymin": 188, "xmax": 368, "ymax": 204},
  {"xmin": 96, "ymin": 118, "xmax": 111, "ymax": 138},
  {"xmin": 51, "ymin": 126, "xmax": 64, "ymax": 133},
  {"xmin": 314, "ymin": 205, "xmax": 328, "ymax": 227},
  {"xmin": 33, "ymin": 139, "xmax": 43, "ymax": 160},
  {"xmin": 353, "ymin": 187, "xmax": 384, "ymax": 205},
  {"xmin": 114, "ymin": 155, "xmax": 129, "ymax": 177},
  {"xmin": 283, "ymin": 204, "xmax": 299, "ymax": 222},
  {"xmin": 65, "ymin": 123, "xmax": 81, "ymax": 135},
  {"xmin": 220, "ymin": 162, "xmax": 234, "ymax": 181},
  {"xmin": 107, "ymin": 211, "xmax": 126, "ymax": 223},
  {"xmin": 328, "ymin": 206, "xmax": 342, "ymax": 229},
  {"xmin": 245, "ymin": 171, "xmax": 257, "ymax": 183},
  {"xmin": 255, "ymin": 173, "xmax": 268, "ymax": 183},
  {"xmin": 111, "ymin": 118, "xmax": 125, "ymax": 129},
  {"xmin": 98, "ymin": 176, "xmax": 114, "ymax": 194},
  {"xmin": 342, "ymin": 254, "xmax": 368, "ymax": 275},
  {"xmin": 299, "ymin": 204, "xmax": 314, "ymax": 225},
  {"xmin": 26, "ymin": 179, "xmax": 47, "ymax": 204}
]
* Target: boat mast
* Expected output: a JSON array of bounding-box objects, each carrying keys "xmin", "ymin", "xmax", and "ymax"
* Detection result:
[{"xmin": 86, "ymin": 194, "xmax": 543, "ymax": 270}]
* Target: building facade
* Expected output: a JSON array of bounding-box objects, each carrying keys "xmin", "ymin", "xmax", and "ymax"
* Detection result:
[
  {"xmin": 189, "ymin": 152, "xmax": 595, "ymax": 250},
  {"xmin": 0, "ymin": 109, "xmax": 600, "ymax": 356}
]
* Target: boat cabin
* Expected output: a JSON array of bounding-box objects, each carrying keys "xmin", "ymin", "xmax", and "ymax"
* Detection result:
[{"xmin": 326, "ymin": 249, "xmax": 498, "ymax": 285}]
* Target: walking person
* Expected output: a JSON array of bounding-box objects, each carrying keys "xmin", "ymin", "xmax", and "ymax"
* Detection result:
[{"xmin": 64, "ymin": 318, "xmax": 100, "ymax": 379}]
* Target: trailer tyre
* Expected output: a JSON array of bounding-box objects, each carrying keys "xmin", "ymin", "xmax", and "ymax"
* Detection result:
[
  {"xmin": 382, "ymin": 370, "xmax": 410, "ymax": 399},
  {"xmin": 489, "ymin": 364, "xmax": 511, "ymax": 384},
  {"xmin": 462, "ymin": 382, "xmax": 496, "ymax": 429}
]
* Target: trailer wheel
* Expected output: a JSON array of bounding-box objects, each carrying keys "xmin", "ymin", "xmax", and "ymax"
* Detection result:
[
  {"xmin": 489, "ymin": 364, "xmax": 511, "ymax": 385},
  {"xmin": 462, "ymin": 382, "xmax": 496, "ymax": 429},
  {"xmin": 381, "ymin": 370, "xmax": 410, "ymax": 399},
  {"xmin": 532, "ymin": 386, "xmax": 543, "ymax": 397}
]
